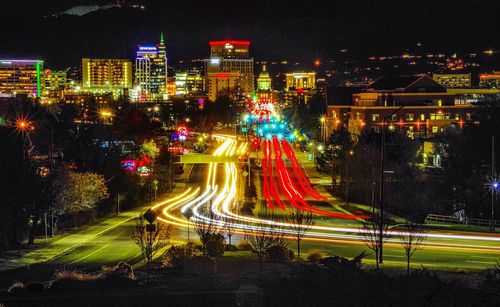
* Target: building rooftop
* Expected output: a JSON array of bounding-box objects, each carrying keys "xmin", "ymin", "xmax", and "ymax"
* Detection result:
[{"xmin": 365, "ymin": 75, "xmax": 446, "ymax": 93}]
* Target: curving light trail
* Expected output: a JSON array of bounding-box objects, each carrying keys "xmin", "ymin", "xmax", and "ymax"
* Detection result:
[{"xmin": 152, "ymin": 134, "xmax": 500, "ymax": 256}]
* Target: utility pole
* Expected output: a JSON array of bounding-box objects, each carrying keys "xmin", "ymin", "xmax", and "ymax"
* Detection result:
[
  {"xmin": 491, "ymin": 136, "xmax": 496, "ymax": 231},
  {"xmin": 379, "ymin": 105, "xmax": 405, "ymax": 264},
  {"xmin": 50, "ymin": 128, "xmax": 55, "ymax": 237},
  {"xmin": 371, "ymin": 141, "xmax": 376, "ymax": 215},
  {"xmin": 117, "ymin": 193, "xmax": 120, "ymax": 215},
  {"xmin": 248, "ymin": 153, "xmax": 251, "ymax": 187},
  {"xmin": 345, "ymin": 150, "xmax": 353, "ymax": 206},
  {"xmin": 331, "ymin": 147, "xmax": 335, "ymax": 194},
  {"xmin": 378, "ymin": 122, "xmax": 386, "ymax": 264},
  {"xmin": 44, "ymin": 213, "xmax": 48, "ymax": 244}
]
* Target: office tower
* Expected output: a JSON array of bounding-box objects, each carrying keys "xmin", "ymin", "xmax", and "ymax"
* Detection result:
[
  {"xmin": 0, "ymin": 59, "xmax": 43, "ymax": 98},
  {"xmin": 204, "ymin": 40, "xmax": 254, "ymax": 102},
  {"xmin": 135, "ymin": 33, "xmax": 168, "ymax": 101}
]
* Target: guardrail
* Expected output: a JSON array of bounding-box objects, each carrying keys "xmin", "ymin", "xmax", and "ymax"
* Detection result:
[{"xmin": 425, "ymin": 214, "xmax": 499, "ymax": 227}]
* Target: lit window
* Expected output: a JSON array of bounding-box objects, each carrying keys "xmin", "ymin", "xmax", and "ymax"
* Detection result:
[
  {"xmin": 405, "ymin": 113, "xmax": 414, "ymax": 121},
  {"xmin": 372, "ymin": 114, "xmax": 380, "ymax": 122},
  {"xmin": 420, "ymin": 114, "xmax": 425, "ymax": 121},
  {"xmin": 432, "ymin": 126, "xmax": 438, "ymax": 133}
]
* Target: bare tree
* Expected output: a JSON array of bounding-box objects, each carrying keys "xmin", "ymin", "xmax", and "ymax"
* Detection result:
[
  {"xmin": 245, "ymin": 214, "xmax": 288, "ymax": 278},
  {"xmin": 192, "ymin": 208, "xmax": 225, "ymax": 256},
  {"xmin": 130, "ymin": 214, "xmax": 172, "ymax": 283},
  {"xmin": 222, "ymin": 216, "xmax": 237, "ymax": 246},
  {"xmin": 288, "ymin": 208, "xmax": 314, "ymax": 260},
  {"xmin": 244, "ymin": 222, "xmax": 275, "ymax": 278},
  {"xmin": 221, "ymin": 201, "xmax": 238, "ymax": 246},
  {"xmin": 398, "ymin": 222, "xmax": 426, "ymax": 274},
  {"xmin": 360, "ymin": 219, "xmax": 388, "ymax": 269}
]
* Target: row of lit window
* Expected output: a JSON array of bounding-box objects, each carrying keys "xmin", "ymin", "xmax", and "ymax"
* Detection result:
[{"xmin": 369, "ymin": 112, "xmax": 472, "ymax": 122}]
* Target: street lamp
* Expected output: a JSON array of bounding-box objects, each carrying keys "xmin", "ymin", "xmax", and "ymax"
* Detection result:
[
  {"xmin": 320, "ymin": 116, "xmax": 326, "ymax": 144},
  {"xmin": 15, "ymin": 118, "xmax": 33, "ymax": 134},
  {"xmin": 14, "ymin": 117, "xmax": 34, "ymax": 160},
  {"xmin": 487, "ymin": 175, "xmax": 499, "ymax": 231},
  {"xmin": 345, "ymin": 150, "xmax": 354, "ymax": 206}
]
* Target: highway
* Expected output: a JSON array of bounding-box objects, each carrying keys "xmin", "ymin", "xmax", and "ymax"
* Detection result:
[
  {"xmin": 156, "ymin": 134, "xmax": 500, "ymax": 270},
  {"xmin": 1, "ymin": 133, "xmax": 499, "ymax": 290}
]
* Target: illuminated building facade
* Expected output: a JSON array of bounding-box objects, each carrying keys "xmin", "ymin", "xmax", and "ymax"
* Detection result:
[
  {"xmin": 82, "ymin": 58, "xmax": 132, "ymax": 96},
  {"xmin": 135, "ymin": 33, "xmax": 168, "ymax": 101},
  {"xmin": 256, "ymin": 65, "xmax": 278, "ymax": 105},
  {"xmin": 174, "ymin": 69, "xmax": 203, "ymax": 96},
  {"xmin": 433, "ymin": 73, "xmax": 471, "ymax": 88},
  {"xmin": 0, "ymin": 59, "xmax": 43, "ymax": 98},
  {"xmin": 44, "ymin": 69, "xmax": 67, "ymax": 97},
  {"xmin": 257, "ymin": 65, "xmax": 271, "ymax": 91},
  {"xmin": 284, "ymin": 72, "xmax": 316, "ymax": 105},
  {"xmin": 479, "ymin": 72, "xmax": 500, "ymax": 89},
  {"xmin": 204, "ymin": 40, "xmax": 254, "ymax": 101},
  {"xmin": 328, "ymin": 75, "xmax": 481, "ymax": 139}
]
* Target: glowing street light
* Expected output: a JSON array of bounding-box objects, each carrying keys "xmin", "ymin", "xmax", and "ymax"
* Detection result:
[
  {"xmin": 15, "ymin": 117, "xmax": 33, "ymax": 134},
  {"xmin": 98, "ymin": 109, "xmax": 114, "ymax": 124}
]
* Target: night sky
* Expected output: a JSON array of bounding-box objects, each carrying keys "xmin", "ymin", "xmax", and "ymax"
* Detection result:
[{"xmin": 1, "ymin": 0, "xmax": 499, "ymax": 69}]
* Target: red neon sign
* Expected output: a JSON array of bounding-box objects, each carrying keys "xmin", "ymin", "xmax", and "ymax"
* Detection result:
[
  {"xmin": 215, "ymin": 73, "xmax": 231, "ymax": 79},
  {"xmin": 177, "ymin": 126, "xmax": 189, "ymax": 136},
  {"xmin": 209, "ymin": 40, "xmax": 250, "ymax": 46}
]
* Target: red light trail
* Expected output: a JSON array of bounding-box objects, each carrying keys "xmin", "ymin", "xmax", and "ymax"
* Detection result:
[{"xmin": 260, "ymin": 136, "xmax": 363, "ymax": 219}]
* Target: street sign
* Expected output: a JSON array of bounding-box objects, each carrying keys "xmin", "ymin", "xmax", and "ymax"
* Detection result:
[{"xmin": 143, "ymin": 209, "xmax": 158, "ymax": 224}]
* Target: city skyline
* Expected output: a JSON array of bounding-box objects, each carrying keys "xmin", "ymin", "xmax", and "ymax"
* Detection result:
[{"xmin": 1, "ymin": 2, "xmax": 500, "ymax": 305}]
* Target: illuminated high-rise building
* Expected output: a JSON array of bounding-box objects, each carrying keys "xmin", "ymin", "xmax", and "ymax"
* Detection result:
[
  {"xmin": 135, "ymin": 33, "xmax": 168, "ymax": 101},
  {"xmin": 204, "ymin": 40, "xmax": 254, "ymax": 102},
  {"xmin": 0, "ymin": 59, "xmax": 43, "ymax": 98},
  {"xmin": 82, "ymin": 58, "xmax": 132, "ymax": 96}
]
